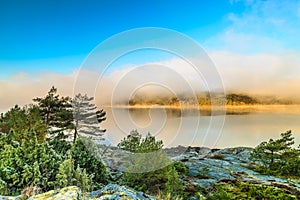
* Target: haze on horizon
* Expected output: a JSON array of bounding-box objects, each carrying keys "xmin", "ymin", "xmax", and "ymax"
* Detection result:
[{"xmin": 1, "ymin": 0, "xmax": 300, "ymax": 112}]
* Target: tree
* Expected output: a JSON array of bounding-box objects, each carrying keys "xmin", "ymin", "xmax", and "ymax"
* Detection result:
[
  {"xmin": 251, "ymin": 130, "xmax": 300, "ymax": 176},
  {"xmin": 71, "ymin": 137, "xmax": 108, "ymax": 189},
  {"xmin": 0, "ymin": 105, "xmax": 47, "ymax": 143},
  {"xmin": 0, "ymin": 130, "xmax": 61, "ymax": 195},
  {"xmin": 165, "ymin": 166, "xmax": 184, "ymax": 196},
  {"xmin": 118, "ymin": 130, "xmax": 185, "ymax": 196},
  {"xmin": 55, "ymin": 152, "xmax": 93, "ymax": 192},
  {"xmin": 33, "ymin": 86, "xmax": 73, "ymax": 133},
  {"xmin": 117, "ymin": 130, "xmax": 163, "ymax": 153},
  {"xmin": 72, "ymin": 93, "xmax": 106, "ymax": 143}
]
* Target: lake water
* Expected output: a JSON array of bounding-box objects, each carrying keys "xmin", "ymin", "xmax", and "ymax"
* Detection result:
[{"xmin": 102, "ymin": 107, "xmax": 300, "ymax": 148}]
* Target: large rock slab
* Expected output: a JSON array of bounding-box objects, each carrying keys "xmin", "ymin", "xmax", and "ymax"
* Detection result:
[
  {"xmin": 27, "ymin": 184, "xmax": 156, "ymax": 200},
  {"xmin": 88, "ymin": 184, "xmax": 156, "ymax": 200},
  {"xmin": 28, "ymin": 186, "xmax": 81, "ymax": 200},
  {"xmin": 178, "ymin": 147, "xmax": 300, "ymax": 195}
]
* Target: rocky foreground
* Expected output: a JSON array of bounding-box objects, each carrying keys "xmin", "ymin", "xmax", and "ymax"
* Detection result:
[
  {"xmin": 171, "ymin": 146, "xmax": 300, "ymax": 197},
  {"xmin": 1, "ymin": 146, "xmax": 299, "ymax": 199}
]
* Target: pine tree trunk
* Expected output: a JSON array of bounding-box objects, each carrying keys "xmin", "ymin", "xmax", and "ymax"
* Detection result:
[{"xmin": 74, "ymin": 126, "xmax": 77, "ymax": 143}]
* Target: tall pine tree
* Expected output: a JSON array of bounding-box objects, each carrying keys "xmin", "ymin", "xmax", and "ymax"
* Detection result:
[
  {"xmin": 72, "ymin": 93, "xmax": 106, "ymax": 142},
  {"xmin": 33, "ymin": 86, "xmax": 73, "ymax": 134}
]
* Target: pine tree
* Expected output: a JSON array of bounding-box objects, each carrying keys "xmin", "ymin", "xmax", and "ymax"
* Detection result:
[
  {"xmin": 55, "ymin": 152, "xmax": 75, "ymax": 188},
  {"xmin": 55, "ymin": 152, "xmax": 93, "ymax": 192},
  {"xmin": 0, "ymin": 130, "xmax": 61, "ymax": 195},
  {"xmin": 251, "ymin": 130, "xmax": 300, "ymax": 176},
  {"xmin": 0, "ymin": 105, "xmax": 47, "ymax": 143},
  {"xmin": 71, "ymin": 138, "xmax": 108, "ymax": 189},
  {"xmin": 33, "ymin": 86, "xmax": 73, "ymax": 133},
  {"xmin": 118, "ymin": 130, "xmax": 184, "ymax": 196},
  {"xmin": 72, "ymin": 93, "xmax": 106, "ymax": 142},
  {"xmin": 117, "ymin": 130, "xmax": 163, "ymax": 153},
  {"xmin": 165, "ymin": 166, "xmax": 184, "ymax": 196}
]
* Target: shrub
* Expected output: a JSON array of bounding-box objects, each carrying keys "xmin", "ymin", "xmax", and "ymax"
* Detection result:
[
  {"xmin": 71, "ymin": 137, "xmax": 108, "ymax": 189},
  {"xmin": 55, "ymin": 152, "xmax": 93, "ymax": 192},
  {"xmin": 206, "ymin": 182, "xmax": 297, "ymax": 200},
  {"xmin": 173, "ymin": 161, "xmax": 188, "ymax": 175},
  {"xmin": 118, "ymin": 130, "xmax": 185, "ymax": 197},
  {"xmin": 0, "ymin": 130, "xmax": 61, "ymax": 195}
]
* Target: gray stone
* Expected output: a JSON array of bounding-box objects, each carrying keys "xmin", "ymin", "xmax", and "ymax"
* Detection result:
[
  {"xmin": 0, "ymin": 196, "xmax": 22, "ymax": 200},
  {"xmin": 186, "ymin": 158, "xmax": 235, "ymax": 180},
  {"xmin": 178, "ymin": 145, "xmax": 300, "ymax": 196},
  {"xmin": 89, "ymin": 184, "xmax": 156, "ymax": 200}
]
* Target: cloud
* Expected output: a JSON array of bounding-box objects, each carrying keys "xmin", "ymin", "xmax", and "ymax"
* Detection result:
[
  {"xmin": 205, "ymin": 0, "xmax": 300, "ymax": 53},
  {"xmin": 1, "ymin": 49, "xmax": 300, "ymax": 113},
  {"xmin": 94, "ymin": 58, "xmax": 214, "ymax": 104},
  {"xmin": 210, "ymin": 51, "xmax": 300, "ymax": 97},
  {"xmin": 0, "ymin": 71, "xmax": 76, "ymax": 113}
]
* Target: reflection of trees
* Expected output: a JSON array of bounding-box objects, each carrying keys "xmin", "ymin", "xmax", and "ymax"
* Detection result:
[
  {"xmin": 166, "ymin": 109, "xmax": 181, "ymax": 118},
  {"xmin": 128, "ymin": 108, "xmax": 182, "ymax": 119},
  {"xmin": 127, "ymin": 108, "xmax": 212, "ymax": 118}
]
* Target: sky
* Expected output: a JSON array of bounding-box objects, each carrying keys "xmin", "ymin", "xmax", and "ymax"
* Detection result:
[
  {"xmin": 0, "ymin": 0, "xmax": 239, "ymax": 76},
  {"xmin": 1, "ymin": 0, "xmax": 300, "ymax": 111}
]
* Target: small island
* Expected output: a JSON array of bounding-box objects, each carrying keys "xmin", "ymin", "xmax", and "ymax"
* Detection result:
[{"xmin": 108, "ymin": 92, "xmax": 300, "ymax": 115}]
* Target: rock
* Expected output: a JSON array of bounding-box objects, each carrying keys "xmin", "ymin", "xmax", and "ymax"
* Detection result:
[
  {"xmin": 177, "ymin": 146, "xmax": 300, "ymax": 197},
  {"xmin": 0, "ymin": 196, "xmax": 22, "ymax": 200},
  {"xmin": 207, "ymin": 147, "xmax": 253, "ymax": 163},
  {"xmin": 186, "ymin": 158, "xmax": 235, "ymax": 180},
  {"xmin": 26, "ymin": 184, "xmax": 155, "ymax": 200},
  {"xmin": 165, "ymin": 146, "xmax": 212, "ymax": 161},
  {"xmin": 164, "ymin": 145, "xmax": 188, "ymax": 158},
  {"xmin": 98, "ymin": 145, "xmax": 134, "ymax": 171},
  {"xmin": 28, "ymin": 186, "xmax": 81, "ymax": 200},
  {"xmin": 198, "ymin": 147, "xmax": 212, "ymax": 156},
  {"xmin": 88, "ymin": 184, "xmax": 156, "ymax": 200}
]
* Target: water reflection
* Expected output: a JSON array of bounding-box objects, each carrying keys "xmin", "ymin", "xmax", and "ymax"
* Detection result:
[{"xmin": 102, "ymin": 107, "xmax": 300, "ymax": 148}]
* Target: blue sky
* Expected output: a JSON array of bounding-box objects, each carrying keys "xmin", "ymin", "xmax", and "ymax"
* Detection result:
[
  {"xmin": 1, "ymin": 0, "xmax": 300, "ymax": 77},
  {"xmin": 0, "ymin": 0, "xmax": 250, "ymax": 76},
  {"xmin": 1, "ymin": 0, "xmax": 300, "ymax": 111}
]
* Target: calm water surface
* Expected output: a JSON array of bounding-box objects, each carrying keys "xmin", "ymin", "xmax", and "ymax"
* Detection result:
[{"xmin": 102, "ymin": 107, "xmax": 300, "ymax": 148}]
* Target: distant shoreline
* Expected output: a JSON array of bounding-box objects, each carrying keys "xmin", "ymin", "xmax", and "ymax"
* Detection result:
[{"xmin": 102, "ymin": 104, "xmax": 300, "ymax": 114}]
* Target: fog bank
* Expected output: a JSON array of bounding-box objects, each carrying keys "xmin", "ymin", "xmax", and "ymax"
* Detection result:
[{"xmin": 1, "ymin": 51, "xmax": 300, "ymax": 112}]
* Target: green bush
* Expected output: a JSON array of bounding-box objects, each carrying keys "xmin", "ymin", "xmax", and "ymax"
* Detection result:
[
  {"xmin": 71, "ymin": 137, "xmax": 108, "ymax": 189},
  {"xmin": 55, "ymin": 152, "xmax": 93, "ymax": 192},
  {"xmin": 118, "ymin": 130, "xmax": 186, "ymax": 197},
  {"xmin": 206, "ymin": 182, "xmax": 297, "ymax": 200},
  {"xmin": 0, "ymin": 130, "xmax": 61, "ymax": 195},
  {"xmin": 173, "ymin": 161, "xmax": 188, "ymax": 175}
]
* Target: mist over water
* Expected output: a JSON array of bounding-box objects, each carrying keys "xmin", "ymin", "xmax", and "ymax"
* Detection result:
[
  {"xmin": 2, "ymin": 50, "xmax": 300, "ymax": 111},
  {"xmin": 102, "ymin": 107, "xmax": 300, "ymax": 148}
]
